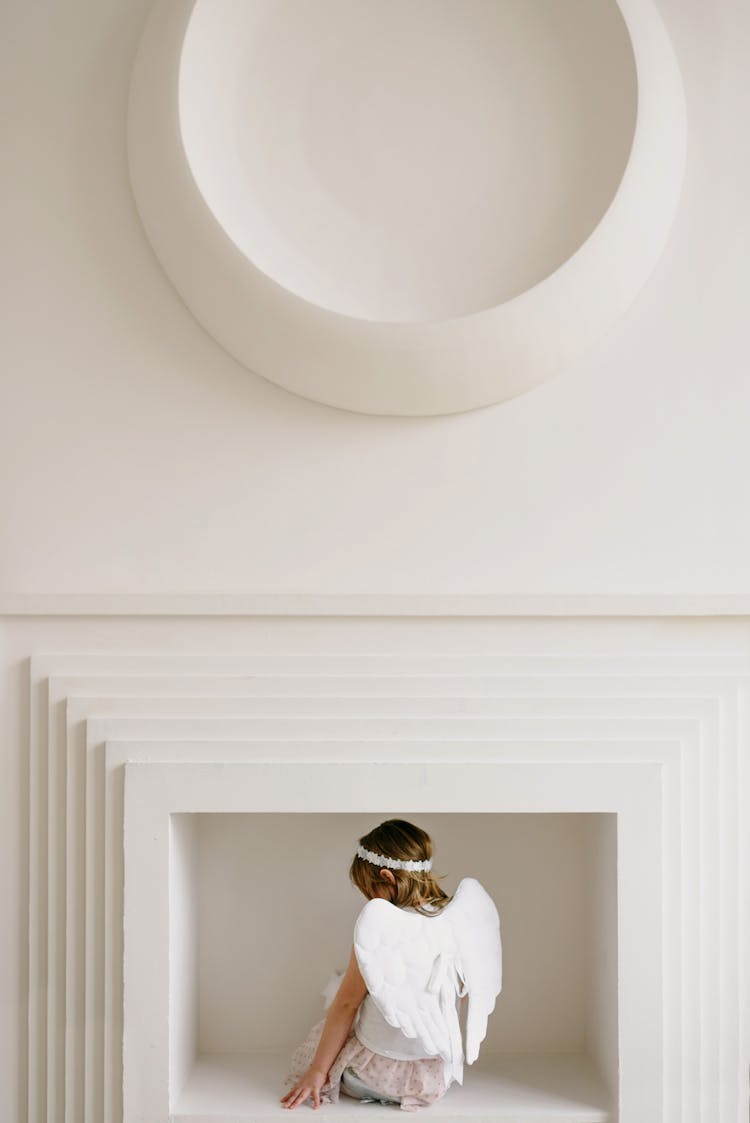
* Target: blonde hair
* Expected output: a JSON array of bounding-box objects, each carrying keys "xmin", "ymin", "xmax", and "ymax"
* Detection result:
[{"xmin": 349, "ymin": 819, "xmax": 452, "ymax": 915}]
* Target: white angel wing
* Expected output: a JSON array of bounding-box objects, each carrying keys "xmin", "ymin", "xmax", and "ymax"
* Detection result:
[
  {"xmin": 449, "ymin": 878, "xmax": 502, "ymax": 1063},
  {"xmin": 353, "ymin": 878, "xmax": 502, "ymax": 1085},
  {"xmin": 354, "ymin": 899, "xmax": 450, "ymax": 1060}
]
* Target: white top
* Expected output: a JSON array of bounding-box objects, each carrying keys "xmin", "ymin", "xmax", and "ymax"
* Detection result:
[{"xmin": 354, "ymin": 994, "xmax": 441, "ymax": 1061}]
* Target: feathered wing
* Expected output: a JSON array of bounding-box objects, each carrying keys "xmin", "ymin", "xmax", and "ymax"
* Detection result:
[
  {"xmin": 352, "ymin": 879, "xmax": 502, "ymax": 1084},
  {"xmin": 448, "ymin": 878, "xmax": 502, "ymax": 1063},
  {"xmin": 353, "ymin": 899, "xmax": 451, "ymax": 1061}
]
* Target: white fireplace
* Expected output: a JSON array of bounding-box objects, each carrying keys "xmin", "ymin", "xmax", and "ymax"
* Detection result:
[{"xmin": 21, "ymin": 615, "xmax": 750, "ymax": 1123}]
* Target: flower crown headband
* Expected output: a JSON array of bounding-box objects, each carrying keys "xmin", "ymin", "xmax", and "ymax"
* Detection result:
[{"xmin": 356, "ymin": 843, "xmax": 432, "ymax": 872}]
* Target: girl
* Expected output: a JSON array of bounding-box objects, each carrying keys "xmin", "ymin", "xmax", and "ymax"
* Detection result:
[{"xmin": 280, "ymin": 819, "xmax": 501, "ymax": 1112}]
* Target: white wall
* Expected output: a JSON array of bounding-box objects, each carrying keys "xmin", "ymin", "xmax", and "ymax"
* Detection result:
[{"xmin": 2, "ymin": 0, "xmax": 750, "ymax": 598}]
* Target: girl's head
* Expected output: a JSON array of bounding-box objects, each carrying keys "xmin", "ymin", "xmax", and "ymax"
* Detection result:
[{"xmin": 349, "ymin": 819, "xmax": 451, "ymax": 914}]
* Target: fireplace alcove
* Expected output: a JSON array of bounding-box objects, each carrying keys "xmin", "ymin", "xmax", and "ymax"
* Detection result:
[
  {"xmin": 124, "ymin": 759, "xmax": 662, "ymax": 1122},
  {"xmin": 170, "ymin": 812, "xmax": 618, "ymax": 1121}
]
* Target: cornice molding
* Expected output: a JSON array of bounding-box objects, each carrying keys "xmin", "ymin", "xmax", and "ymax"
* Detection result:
[{"xmin": 3, "ymin": 593, "xmax": 750, "ymax": 616}]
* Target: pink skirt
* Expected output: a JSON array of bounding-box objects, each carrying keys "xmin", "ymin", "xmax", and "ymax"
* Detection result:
[{"xmin": 283, "ymin": 1017, "xmax": 447, "ymax": 1112}]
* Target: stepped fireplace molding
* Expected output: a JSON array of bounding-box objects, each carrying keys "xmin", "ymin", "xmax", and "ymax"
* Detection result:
[{"xmin": 13, "ymin": 606, "xmax": 747, "ymax": 1123}]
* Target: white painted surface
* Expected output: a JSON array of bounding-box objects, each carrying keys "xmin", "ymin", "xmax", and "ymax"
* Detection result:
[
  {"xmin": 170, "ymin": 815, "xmax": 199, "ymax": 1108},
  {"xmin": 98, "ymin": 705, "xmax": 674, "ymax": 1123},
  {"xmin": 179, "ymin": 0, "xmax": 637, "ymax": 322},
  {"xmin": 175, "ymin": 1052, "xmax": 611, "ymax": 1121},
  {"xmin": 584, "ymin": 815, "xmax": 619, "ymax": 1104},
  {"xmin": 128, "ymin": 0, "xmax": 684, "ymax": 413},
  {"xmin": 1, "ymin": 8, "xmax": 748, "ymax": 1109},
  {"xmin": 123, "ymin": 759, "xmax": 660, "ymax": 1121},
  {"xmin": 2, "ymin": 614, "xmax": 749, "ymax": 1123},
  {"xmin": 2, "ymin": 1, "xmax": 750, "ymax": 584}
]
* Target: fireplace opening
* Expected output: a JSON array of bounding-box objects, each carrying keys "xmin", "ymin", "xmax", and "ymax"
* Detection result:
[{"xmin": 169, "ymin": 812, "xmax": 618, "ymax": 1120}]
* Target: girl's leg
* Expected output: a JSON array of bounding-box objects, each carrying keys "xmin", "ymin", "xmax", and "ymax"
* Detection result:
[{"xmin": 341, "ymin": 1066, "xmax": 402, "ymax": 1106}]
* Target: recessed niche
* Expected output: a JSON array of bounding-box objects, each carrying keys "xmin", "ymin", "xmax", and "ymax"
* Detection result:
[
  {"xmin": 179, "ymin": 0, "xmax": 638, "ymax": 323},
  {"xmin": 170, "ymin": 812, "xmax": 617, "ymax": 1120},
  {"xmin": 128, "ymin": 0, "xmax": 686, "ymax": 413}
]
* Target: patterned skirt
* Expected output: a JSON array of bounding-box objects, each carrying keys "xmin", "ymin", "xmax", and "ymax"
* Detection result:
[{"xmin": 283, "ymin": 1016, "xmax": 447, "ymax": 1112}]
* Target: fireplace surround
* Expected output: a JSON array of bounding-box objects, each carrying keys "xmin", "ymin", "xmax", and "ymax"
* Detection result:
[{"xmin": 20, "ymin": 611, "xmax": 750, "ymax": 1123}]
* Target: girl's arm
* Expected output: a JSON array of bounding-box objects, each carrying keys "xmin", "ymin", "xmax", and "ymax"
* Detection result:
[{"xmin": 281, "ymin": 945, "xmax": 368, "ymax": 1111}]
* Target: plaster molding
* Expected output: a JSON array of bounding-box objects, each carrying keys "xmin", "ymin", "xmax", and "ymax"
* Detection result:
[
  {"xmin": 5, "ymin": 593, "xmax": 750, "ymax": 617},
  {"xmin": 25, "ymin": 645, "xmax": 750, "ymax": 1123},
  {"xmin": 126, "ymin": 0, "xmax": 686, "ymax": 415}
]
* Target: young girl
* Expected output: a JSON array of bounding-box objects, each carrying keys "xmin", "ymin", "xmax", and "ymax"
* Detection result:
[{"xmin": 280, "ymin": 819, "xmax": 501, "ymax": 1112}]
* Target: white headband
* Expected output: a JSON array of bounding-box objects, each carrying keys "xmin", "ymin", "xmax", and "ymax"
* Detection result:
[{"xmin": 356, "ymin": 844, "xmax": 432, "ymax": 872}]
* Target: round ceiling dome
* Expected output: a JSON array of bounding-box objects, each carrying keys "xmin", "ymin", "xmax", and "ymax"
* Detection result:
[{"xmin": 128, "ymin": 0, "xmax": 686, "ymax": 415}]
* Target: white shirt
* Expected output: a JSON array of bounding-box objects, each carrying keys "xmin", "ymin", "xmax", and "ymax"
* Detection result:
[{"xmin": 354, "ymin": 994, "xmax": 441, "ymax": 1060}]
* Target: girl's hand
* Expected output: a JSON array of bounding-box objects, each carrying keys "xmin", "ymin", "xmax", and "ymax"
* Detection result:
[{"xmin": 280, "ymin": 1066, "xmax": 327, "ymax": 1111}]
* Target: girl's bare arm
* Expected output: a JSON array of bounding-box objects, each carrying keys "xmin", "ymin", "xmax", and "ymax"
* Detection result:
[{"xmin": 281, "ymin": 946, "xmax": 368, "ymax": 1110}]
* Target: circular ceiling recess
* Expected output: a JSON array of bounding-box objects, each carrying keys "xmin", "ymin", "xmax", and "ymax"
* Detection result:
[{"xmin": 128, "ymin": 0, "xmax": 686, "ymax": 416}]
